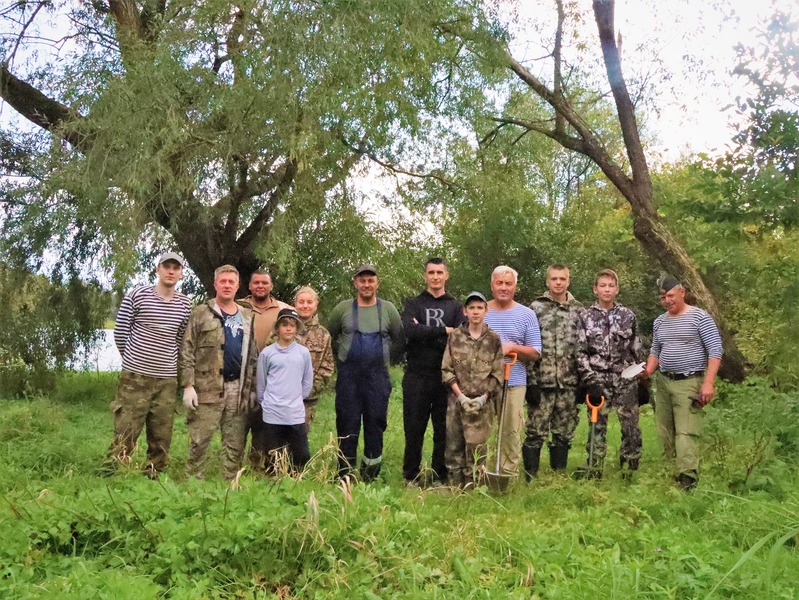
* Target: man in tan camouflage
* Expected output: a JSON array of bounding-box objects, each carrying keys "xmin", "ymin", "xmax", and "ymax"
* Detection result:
[
  {"xmin": 179, "ymin": 265, "xmax": 258, "ymax": 480},
  {"xmin": 523, "ymin": 264, "xmax": 584, "ymax": 479},
  {"xmin": 237, "ymin": 269, "xmax": 292, "ymax": 470}
]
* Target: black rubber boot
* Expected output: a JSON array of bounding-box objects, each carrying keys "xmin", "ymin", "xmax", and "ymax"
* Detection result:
[
  {"xmin": 522, "ymin": 445, "xmax": 541, "ymax": 481},
  {"xmin": 360, "ymin": 462, "xmax": 382, "ymax": 483},
  {"xmin": 549, "ymin": 445, "xmax": 569, "ymax": 471},
  {"xmin": 621, "ymin": 457, "xmax": 639, "ymax": 480}
]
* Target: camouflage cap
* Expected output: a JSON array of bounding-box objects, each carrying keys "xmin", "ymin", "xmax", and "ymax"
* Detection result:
[{"xmin": 658, "ymin": 275, "xmax": 681, "ymax": 293}]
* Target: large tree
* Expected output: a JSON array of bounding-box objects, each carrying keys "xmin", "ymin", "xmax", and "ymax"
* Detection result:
[
  {"xmin": 1, "ymin": 0, "xmax": 487, "ymax": 291},
  {"xmin": 465, "ymin": 0, "xmax": 747, "ymax": 380}
]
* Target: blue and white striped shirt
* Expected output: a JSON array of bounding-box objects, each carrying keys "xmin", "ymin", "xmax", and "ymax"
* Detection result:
[
  {"xmin": 485, "ymin": 303, "xmax": 542, "ymax": 386},
  {"xmin": 114, "ymin": 285, "xmax": 191, "ymax": 378},
  {"xmin": 651, "ymin": 307, "xmax": 723, "ymax": 374}
]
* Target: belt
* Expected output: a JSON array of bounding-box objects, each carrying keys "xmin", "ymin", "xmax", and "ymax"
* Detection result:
[
  {"xmin": 223, "ymin": 374, "xmax": 240, "ymax": 382},
  {"xmin": 661, "ymin": 371, "xmax": 703, "ymax": 381}
]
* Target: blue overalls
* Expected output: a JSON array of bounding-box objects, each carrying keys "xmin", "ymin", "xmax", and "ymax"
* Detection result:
[{"xmin": 335, "ymin": 299, "xmax": 392, "ymax": 481}]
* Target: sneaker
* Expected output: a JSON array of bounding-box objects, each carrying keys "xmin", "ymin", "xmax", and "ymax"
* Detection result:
[{"xmin": 404, "ymin": 479, "xmax": 421, "ymax": 489}]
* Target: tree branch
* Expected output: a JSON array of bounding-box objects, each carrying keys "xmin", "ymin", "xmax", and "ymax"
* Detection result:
[
  {"xmin": 0, "ymin": 65, "xmax": 87, "ymax": 150},
  {"xmin": 236, "ymin": 159, "xmax": 298, "ymax": 252},
  {"xmin": 343, "ymin": 139, "xmax": 463, "ymax": 190},
  {"xmin": 592, "ymin": 0, "xmax": 652, "ymax": 197}
]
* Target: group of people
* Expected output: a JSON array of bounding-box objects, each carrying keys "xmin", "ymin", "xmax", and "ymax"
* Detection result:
[{"xmin": 107, "ymin": 253, "xmax": 722, "ymax": 492}]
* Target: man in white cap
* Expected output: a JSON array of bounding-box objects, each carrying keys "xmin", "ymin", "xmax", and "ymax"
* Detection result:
[{"xmin": 107, "ymin": 252, "xmax": 192, "ymax": 477}]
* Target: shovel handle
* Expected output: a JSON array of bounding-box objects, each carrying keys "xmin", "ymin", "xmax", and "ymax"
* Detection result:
[
  {"xmin": 585, "ymin": 394, "xmax": 605, "ymax": 423},
  {"xmin": 503, "ymin": 352, "xmax": 518, "ymax": 382}
]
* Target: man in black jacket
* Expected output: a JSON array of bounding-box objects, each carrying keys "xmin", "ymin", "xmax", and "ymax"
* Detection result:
[{"xmin": 401, "ymin": 258, "xmax": 466, "ymax": 486}]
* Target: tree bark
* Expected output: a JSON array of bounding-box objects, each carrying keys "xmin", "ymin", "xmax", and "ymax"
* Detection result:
[{"xmin": 501, "ymin": 0, "xmax": 745, "ymax": 381}]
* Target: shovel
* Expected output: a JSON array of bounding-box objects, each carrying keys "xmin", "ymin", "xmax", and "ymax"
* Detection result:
[
  {"xmin": 586, "ymin": 392, "xmax": 605, "ymax": 477},
  {"xmin": 485, "ymin": 352, "xmax": 518, "ymax": 493}
]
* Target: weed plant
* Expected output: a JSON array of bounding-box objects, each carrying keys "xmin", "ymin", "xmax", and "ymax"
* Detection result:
[{"xmin": 1, "ymin": 371, "xmax": 797, "ymax": 598}]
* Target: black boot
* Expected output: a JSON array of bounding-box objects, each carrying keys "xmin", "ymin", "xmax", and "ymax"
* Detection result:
[
  {"xmin": 549, "ymin": 445, "xmax": 569, "ymax": 471},
  {"xmin": 360, "ymin": 462, "xmax": 382, "ymax": 483},
  {"xmin": 621, "ymin": 457, "xmax": 639, "ymax": 481},
  {"xmin": 522, "ymin": 445, "xmax": 541, "ymax": 481}
]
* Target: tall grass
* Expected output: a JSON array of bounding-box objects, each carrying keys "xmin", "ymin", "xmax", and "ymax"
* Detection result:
[{"xmin": 1, "ymin": 371, "xmax": 797, "ymax": 598}]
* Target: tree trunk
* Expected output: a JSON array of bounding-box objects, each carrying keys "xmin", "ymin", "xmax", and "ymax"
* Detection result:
[{"xmin": 500, "ymin": 0, "xmax": 746, "ymax": 381}]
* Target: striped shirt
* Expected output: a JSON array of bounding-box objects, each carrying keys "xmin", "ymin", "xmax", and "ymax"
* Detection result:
[
  {"xmin": 114, "ymin": 285, "xmax": 192, "ymax": 378},
  {"xmin": 651, "ymin": 307, "xmax": 723, "ymax": 374},
  {"xmin": 485, "ymin": 303, "xmax": 542, "ymax": 386}
]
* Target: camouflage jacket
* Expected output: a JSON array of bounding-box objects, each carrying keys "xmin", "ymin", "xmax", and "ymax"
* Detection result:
[
  {"xmin": 295, "ymin": 314, "xmax": 335, "ymax": 400},
  {"xmin": 441, "ymin": 323, "xmax": 504, "ymax": 399},
  {"xmin": 529, "ymin": 291, "xmax": 584, "ymax": 389},
  {"xmin": 178, "ymin": 300, "xmax": 258, "ymax": 410},
  {"xmin": 577, "ymin": 302, "xmax": 644, "ymax": 386}
]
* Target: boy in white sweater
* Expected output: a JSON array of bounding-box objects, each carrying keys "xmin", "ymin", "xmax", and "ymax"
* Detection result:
[{"xmin": 256, "ymin": 308, "xmax": 314, "ymax": 472}]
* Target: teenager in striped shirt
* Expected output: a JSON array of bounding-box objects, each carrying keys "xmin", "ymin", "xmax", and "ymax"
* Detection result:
[
  {"xmin": 107, "ymin": 252, "xmax": 192, "ymax": 477},
  {"xmin": 645, "ymin": 275, "xmax": 723, "ymax": 491}
]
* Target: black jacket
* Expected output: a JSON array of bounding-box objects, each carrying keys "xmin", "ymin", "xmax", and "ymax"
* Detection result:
[{"xmin": 401, "ymin": 290, "xmax": 466, "ymax": 372}]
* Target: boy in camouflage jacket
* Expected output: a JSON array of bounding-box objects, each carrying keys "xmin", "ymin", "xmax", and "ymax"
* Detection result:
[{"xmin": 441, "ymin": 292, "xmax": 504, "ymax": 487}]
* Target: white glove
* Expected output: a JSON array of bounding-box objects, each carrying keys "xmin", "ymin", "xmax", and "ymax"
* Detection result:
[
  {"xmin": 463, "ymin": 400, "xmax": 480, "ymax": 416},
  {"xmin": 457, "ymin": 393, "xmax": 471, "ymax": 410},
  {"xmin": 472, "ymin": 394, "xmax": 488, "ymax": 410},
  {"xmin": 183, "ymin": 386, "xmax": 198, "ymax": 410}
]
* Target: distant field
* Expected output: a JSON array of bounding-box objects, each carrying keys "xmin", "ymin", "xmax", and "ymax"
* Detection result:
[{"xmin": 1, "ymin": 370, "xmax": 797, "ymax": 598}]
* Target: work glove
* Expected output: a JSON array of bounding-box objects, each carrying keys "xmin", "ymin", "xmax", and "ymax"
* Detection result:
[
  {"xmin": 526, "ymin": 384, "xmax": 541, "ymax": 409},
  {"xmin": 463, "ymin": 400, "xmax": 480, "ymax": 416},
  {"xmin": 457, "ymin": 393, "xmax": 471, "ymax": 410},
  {"xmin": 587, "ymin": 384, "xmax": 604, "ymax": 406},
  {"xmin": 471, "ymin": 394, "xmax": 488, "ymax": 410},
  {"xmin": 183, "ymin": 386, "xmax": 198, "ymax": 411}
]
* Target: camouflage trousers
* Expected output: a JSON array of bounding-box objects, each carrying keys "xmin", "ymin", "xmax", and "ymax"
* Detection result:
[
  {"xmin": 108, "ymin": 370, "xmax": 177, "ymax": 474},
  {"xmin": 445, "ymin": 393, "xmax": 493, "ymax": 486},
  {"xmin": 524, "ymin": 387, "xmax": 579, "ymax": 449},
  {"xmin": 304, "ymin": 397, "xmax": 319, "ymax": 432},
  {"xmin": 585, "ymin": 373, "xmax": 641, "ymax": 464},
  {"xmin": 186, "ymin": 381, "xmax": 248, "ymax": 480}
]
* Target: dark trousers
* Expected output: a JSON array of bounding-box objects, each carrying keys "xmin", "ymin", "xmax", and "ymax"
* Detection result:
[
  {"xmin": 402, "ymin": 370, "xmax": 448, "ymax": 481},
  {"xmin": 335, "ymin": 361, "xmax": 391, "ymax": 476},
  {"xmin": 264, "ymin": 423, "xmax": 310, "ymax": 471}
]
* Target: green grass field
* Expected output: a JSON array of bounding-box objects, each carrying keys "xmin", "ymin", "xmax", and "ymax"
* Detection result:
[{"xmin": 1, "ymin": 371, "xmax": 798, "ymax": 598}]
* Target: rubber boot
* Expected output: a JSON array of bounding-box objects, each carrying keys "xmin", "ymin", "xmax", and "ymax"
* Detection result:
[
  {"xmin": 549, "ymin": 445, "xmax": 569, "ymax": 471},
  {"xmin": 621, "ymin": 457, "xmax": 639, "ymax": 481},
  {"xmin": 522, "ymin": 445, "xmax": 541, "ymax": 481},
  {"xmin": 360, "ymin": 462, "xmax": 381, "ymax": 483}
]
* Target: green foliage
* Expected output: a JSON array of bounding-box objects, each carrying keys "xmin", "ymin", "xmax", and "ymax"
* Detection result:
[
  {"xmin": 0, "ymin": 0, "xmax": 499, "ymax": 290},
  {"xmin": 0, "ymin": 265, "xmax": 109, "ymax": 397},
  {"xmin": 654, "ymin": 163, "xmax": 799, "ymax": 389},
  {"xmin": 2, "ymin": 371, "xmax": 798, "ymax": 598}
]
